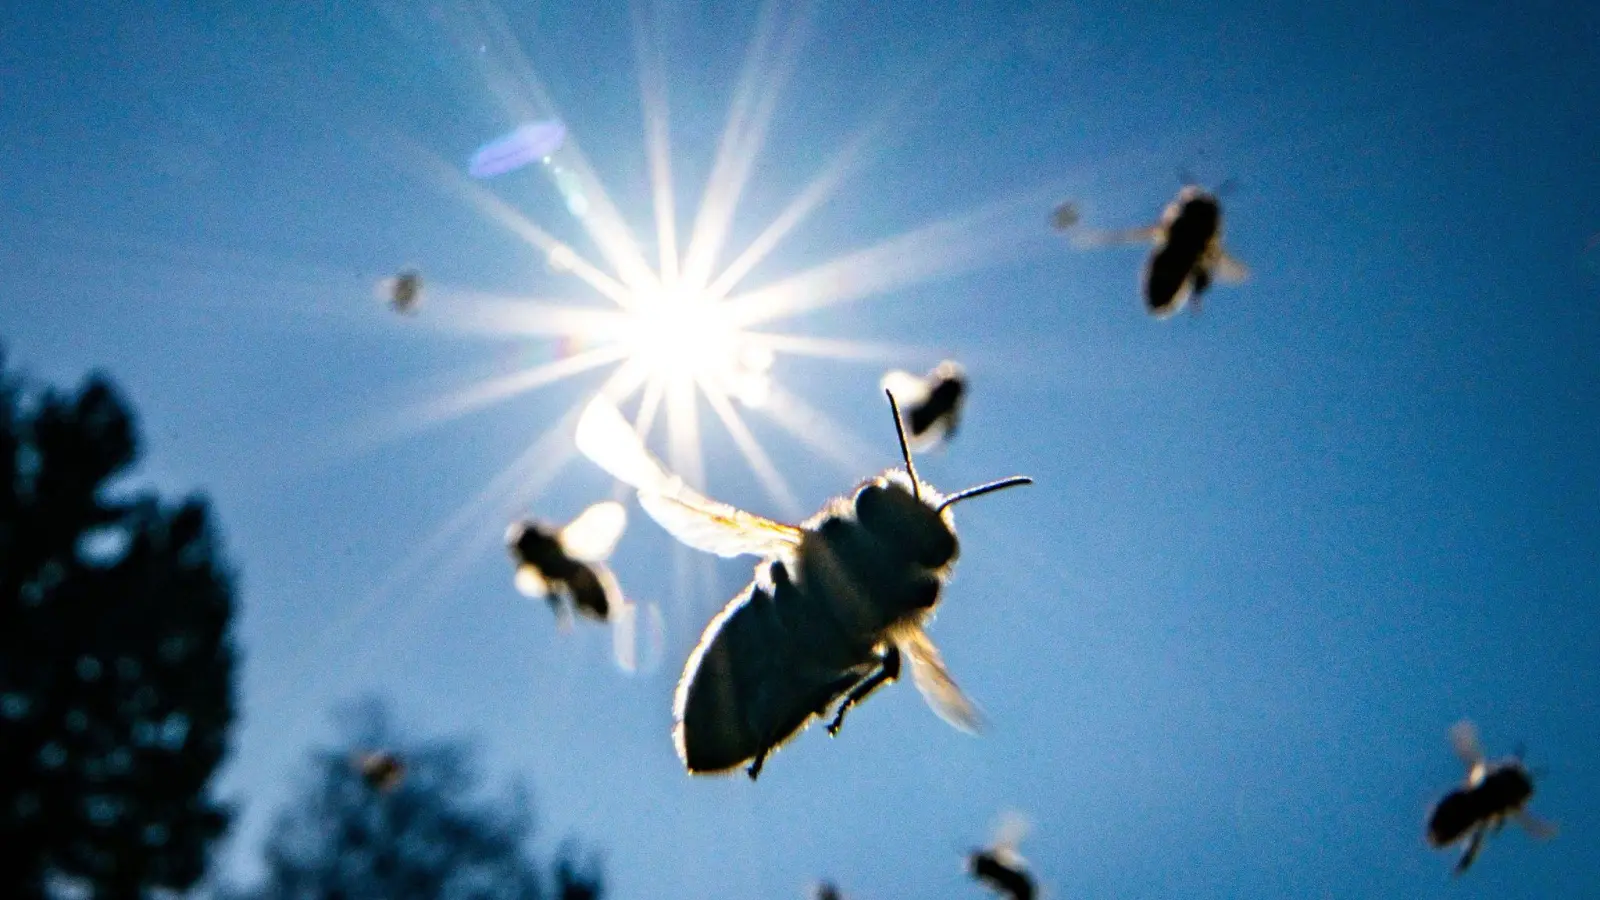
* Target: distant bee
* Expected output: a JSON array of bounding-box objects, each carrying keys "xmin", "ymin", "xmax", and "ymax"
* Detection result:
[
  {"xmin": 1076, "ymin": 184, "xmax": 1248, "ymax": 318},
  {"xmin": 880, "ymin": 360, "xmax": 967, "ymax": 452},
  {"xmin": 1049, "ymin": 201, "xmax": 1080, "ymax": 232},
  {"xmin": 968, "ymin": 810, "xmax": 1036, "ymax": 900},
  {"xmin": 574, "ymin": 392, "xmax": 1032, "ymax": 779},
  {"xmin": 812, "ymin": 880, "xmax": 844, "ymax": 900},
  {"xmin": 1426, "ymin": 719, "xmax": 1557, "ymax": 874},
  {"xmin": 505, "ymin": 502, "xmax": 661, "ymax": 673},
  {"xmin": 377, "ymin": 268, "xmax": 423, "ymax": 315},
  {"xmin": 353, "ymin": 750, "xmax": 406, "ymax": 792}
]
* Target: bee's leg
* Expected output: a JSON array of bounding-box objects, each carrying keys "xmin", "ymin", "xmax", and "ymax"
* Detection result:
[
  {"xmin": 1454, "ymin": 826, "xmax": 1485, "ymax": 875},
  {"xmin": 746, "ymin": 750, "xmax": 767, "ymax": 781},
  {"xmin": 826, "ymin": 647, "xmax": 902, "ymax": 737}
]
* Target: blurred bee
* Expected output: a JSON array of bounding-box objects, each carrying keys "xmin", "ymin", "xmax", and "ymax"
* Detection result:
[
  {"xmin": 1426, "ymin": 719, "xmax": 1557, "ymax": 874},
  {"xmin": 1076, "ymin": 184, "xmax": 1247, "ymax": 319},
  {"xmin": 377, "ymin": 268, "xmax": 423, "ymax": 315},
  {"xmin": 881, "ymin": 361, "xmax": 967, "ymax": 452},
  {"xmin": 353, "ymin": 750, "xmax": 406, "ymax": 792},
  {"xmin": 505, "ymin": 502, "xmax": 661, "ymax": 673},
  {"xmin": 1049, "ymin": 201, "xmax": 1080, "ymax": 232},
  {"xmin": 811, "ymin": 881, "xmax": 844, "ymax": 900},
  {"xmin": 574, "ymin": 392, "xmax": 1031, "ymax": 779},
  {"xmin": 968, "ymin": 811, "xmax": 1036, "ymax": 900}
]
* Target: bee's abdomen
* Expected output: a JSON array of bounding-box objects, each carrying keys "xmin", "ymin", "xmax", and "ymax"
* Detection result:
[
  {"xmin": 1427, "ymin": 789, "xmax": 1485, "ymax": 847},
  {"xmin": 565, "ymin": 565, "xmax": 609, "ymax": 620}
]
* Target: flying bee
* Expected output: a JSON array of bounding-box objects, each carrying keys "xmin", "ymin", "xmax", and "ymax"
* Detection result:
[
  {"xmin": 1426, "ymin": 719, "xmax": 1557, "ymax": 874},
  {"xmin": 505, "ymin": 502, "xmax": 661, "ymax": 673},
  {"xmin": 377, "ymin": 267, "xmax": 423, "ymax": 315},
  {"xmin": 353, "ymin": 750, "xmax": 406, "ymax": 792},
  {"xmin": 967, "ymin": 810, "xmax": 1036, "ymax": 900},
  {"xmin": 880, "ymin": 360, "xmax": 968, "ymax": 452},
  {"xmin": 812, "ymin": 881, "xmax": 844, "ymax": 900},
  {"xmin": 1075, "ymin": 184, "xmax": 1248, "ymax": 318},
  {"xmin": 574, "ymin": 392, "xmax": 1031, "ymax": 779},
  {"xmin": 1049, "ymin": 201, "xmax": 1080, "ymax": 232}
]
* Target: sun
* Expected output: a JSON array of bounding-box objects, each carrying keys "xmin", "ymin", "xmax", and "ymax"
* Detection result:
[{"xmin": 619, "ymin": 287, "xmax": 775, "ymax": 409}]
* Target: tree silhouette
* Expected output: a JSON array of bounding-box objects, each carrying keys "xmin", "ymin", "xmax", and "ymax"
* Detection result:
[
  {"xmin": 241, "ymin": 697, "xmax": 605, "ymax": 900},
  {"xmin": 0, "ymin": 348, "xmax": 239, "ymax": 899}
]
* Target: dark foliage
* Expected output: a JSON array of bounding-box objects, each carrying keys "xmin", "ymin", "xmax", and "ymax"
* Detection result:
[
  {"xmin": 241, "ymin": 698, "xmax": 604, "ymax": 900},
  {"xmin": 0, "ymin": 348, "xmax": 239, "ymax": 899}
]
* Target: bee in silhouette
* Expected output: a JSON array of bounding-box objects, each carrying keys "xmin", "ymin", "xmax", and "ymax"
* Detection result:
[
  {"xmin": 1075, "ymin": 184, "xmax": 1247, "ymax": 318},
  {"xmin": 1426, "ymin": 719, "xmax": 1557, "ymax": 874},
  {"xmin": 1049, "ymin": 201, "xmax": 1080, "ymax": 232},
  {"xmin": 506, "ymin": 502, "xmax": 660, "ymax": 673},
  {"xmin": 968, "ymin": 811, "xmax": 1035, "ymax": 900},
  {"xmin": 377, "ymin": 268, "xmax": 423, "ymax": 315},
  {"xmin": 881, "ymin": 360, "xmax": 967, "ymax": 452},
  {"xmin": 575, "ymin": 392, "xmax": 1031, "ymax": 779},
  {"xmin": 353, "ymin": 750, "xmax": 406, "ymax": 792},
  {"xmin": 812, "ymin": 881, "xmax": 844, "ymax": 900}
]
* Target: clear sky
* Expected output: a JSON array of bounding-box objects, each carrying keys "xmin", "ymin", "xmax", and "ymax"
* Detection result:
[{"xmin": 3, "ymin": 1, "xmax": 1598, "ymax": 898}]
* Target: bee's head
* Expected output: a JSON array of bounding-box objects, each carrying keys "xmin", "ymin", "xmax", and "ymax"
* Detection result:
[{"xmin": 505, "ymin": 519, "xmax": 560, "ymax": 564}]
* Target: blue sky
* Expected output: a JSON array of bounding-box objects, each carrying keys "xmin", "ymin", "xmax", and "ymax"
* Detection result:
[{"xmin": 3, "ymin": 1, "xmax": 1598, "ymax": 898}]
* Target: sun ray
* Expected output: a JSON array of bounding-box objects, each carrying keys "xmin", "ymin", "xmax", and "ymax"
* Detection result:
[
  {"xmin": 632, "ymin": 0, "xmax": 680, "ymax": 284},
  {"xmin": 323, "ymin": 345, "xmax": 629, "ymax": 462},
  {"xmin": 724, "ymin": 184, "xmax": 1069, "ymax": 328},
  {"xmin": 410, "ymin": 290, "xmax": 631, "ymax": 340},
  {"xmin": 702, "ymin": 385, "xmax": 802, "ymax": 517},
  {"xmin": 748, "ymin": 332, "xmax": 930, "ymax": 364},
  {"xmin": 757, "ymin": 382, "xmax": 880, "ymax": 476},
  {"xmin": 258, "ymin": 391, "xmax": 591, "ymax": 719},
  {"xmin": 665, "ymin": 374, "xmax": 705, "ymax": 490},
  {"xmin": 459, "ymin": 0, "xmax": 662, "ymax": 294},
  {"xmin": 679, "ymin": 0, "xmax": 817, "ymax": 291},
  {"xmin": 703, "ymin": 38, "xmax": 957, "ymax": 301},
  {"xmin": 633, "ymin": 376, "xmax": 667, "ymax": 441},
  {"xmin": 381, "ymin": 130, "xmax": 639, "ymax": 307}
]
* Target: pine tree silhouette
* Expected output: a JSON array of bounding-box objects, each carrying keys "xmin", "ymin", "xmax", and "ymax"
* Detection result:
[
  {"xmin": 0, "ymin": 347, "xmax": 239, "ymax": 899},
  {"xmin": 240, "ymin": 697, "xmax": 605, "ymax": 900}
]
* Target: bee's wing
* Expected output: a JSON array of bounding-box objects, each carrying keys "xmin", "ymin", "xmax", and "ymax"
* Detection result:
[
  {"xmin": 990, "ymin": 809, "xmax": 1031, "ymax": 857},
  {"xmin": 1210, "ymin": 246, "xmax": 1249, "ymax": 284},
  {"xmin": 1514, "ymin": 810, "xmax": 1559, "ymax": 840},
  {"xmin": 638, "ymin": 491, "xmax": 803, "ymax": 559},
  {"xmin": 880, "ymin": 369, "xmax": 931, "ymax": 407},
  {"xmin": 1070, "ymin": 224, "xmax": 1162, "ymax": 250},
  {"xmin": 1451, "ymin": 720, "xmax": 1485, "ymax": 770},
  {"xmin": 513, "ymin": 564, "xmax": 550, "ymax": 599},
  {"xmin": 895, "ymin": 625, "xmax": 983, "ymax": 734},
  {"xmin": 558, "ymin": 501, "xmax": 628, "ymax": 563},
  {"xmin": 578, "ymin": 396, "xmax": 802, "ymax": 559}
]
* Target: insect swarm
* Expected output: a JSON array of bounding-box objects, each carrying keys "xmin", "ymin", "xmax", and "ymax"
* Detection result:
[
  {"xmin": 1426, "ymin": 719, "xmax": 1556, "ymax": 874},
  {"xmin": 1075, "ymin": 184, "xmax": 1248, "ymax": 318},
  {"xmin": 505, "ymin": 501, "xmax": 657, "ymax": 673},
  {"xmin": 574, "ymin": 390, "xmax": 1031, "ymax": 779},
  {"xmin": 880, "ymin": 360, "xmax": 968, "ymax": 452}
]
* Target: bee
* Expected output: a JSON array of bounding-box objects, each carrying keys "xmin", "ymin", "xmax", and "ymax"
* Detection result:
[
  {"xmin": 574, "ymin": 391, "xmax": 1031, "ymax": 779},
  {"xmin": 812, "ymin": 881, "xmax": 844, "ymax": 900},
  {"xmin": 1076, "ymin": 184, "xmax": 1247, "ymax": 318},
  {"xmin": 1426, "ymin": 719, "xmax": 1557, "ymax": 874},
  {"xmin": 1049, "ymin": 201, "xmax": 1080, "ymax": 232},
  {"xmin": 880, "ymin": 361, "xmax": 967, "ymax": 453},
  {"xmin": 377, "ymin": 268, "xmax": 423, "ymax": 315},
  {"xmin": 353, "ymin": 750, "xmax": 406, "ymax": 792},
  {"xmin": 505, "ymin": 502, "xmax": 660, "ymax": 673},
  {"xmin": 967, "ymin": 811, "xmax": 1036, "ymax": 900}
]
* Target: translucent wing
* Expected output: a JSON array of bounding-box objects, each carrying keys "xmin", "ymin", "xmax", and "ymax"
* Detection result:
[
  {"xmin": 990, "ymin": 809, "xmax": 1031, "ymax": 857},
  {"xmin": 1070, "ymin": 224, "xmax": 1162, "ymax": 250},
  {"xmin": 1211, "ymin": 246, "xmax": 1249, "ymax": 284},
  {"xmin": 577, "ymin": 397, "xmax": 802, "ymax": 559},
  {"xmin": 558, "ymin": 501, "xmax": 627, "ymax": 563},
  {"xmin": 879, "ymin": 369, "xmax": 931, "ymax": 408},
  {"xmin": 1515, "ymin": 810, "xmax": 1559, "ymax": 840},
  {"xmin": 575, "ymin": 396, "xmax": 676, "ymax": 494},
  {"xmin": 637, "ymin": 491, "xmax": 802, "ymax": 560},
  {"xmin": 895, "ymin": 625, "xmax": 983, "ymax": 734},
  {"xmin": 1451, "ymin": 719, "xmax": 1485, "ymax": 769},
  {"xmin": 513, "ymin": 564, "xmax": 549, "ymax": 599}
]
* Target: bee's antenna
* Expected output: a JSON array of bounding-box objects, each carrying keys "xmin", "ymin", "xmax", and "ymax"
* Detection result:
[
  {"xmin": 937, "ymin": 476, "xmax": 1033, "ymax": 513},
  {"xmin": 885, "ymin": 388, "xmax": 921, "ymax": 502}
]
